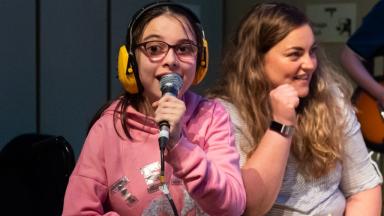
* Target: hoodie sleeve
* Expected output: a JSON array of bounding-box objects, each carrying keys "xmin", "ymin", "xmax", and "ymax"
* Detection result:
[
  {"xmin": 62, "ymin": 115, "xmax": 120, "ymax": 216},
  {"xmin": 165, "ymin": 99, "xmax": 246, "ymax": 216}
]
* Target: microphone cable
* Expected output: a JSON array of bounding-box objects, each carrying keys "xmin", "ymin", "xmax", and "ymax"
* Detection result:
[{"xmin": 158, "ymin": 127, "xmax": 179, "ymax": 216}]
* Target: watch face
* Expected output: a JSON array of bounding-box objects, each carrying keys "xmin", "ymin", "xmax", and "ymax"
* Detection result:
[
  {"xmin": 270, "ymin": 121, "xmax": 294, "ymax": 137},
  {"xmin": 281, "ymin": 125, "xmax": 294, "ymax": 136}
]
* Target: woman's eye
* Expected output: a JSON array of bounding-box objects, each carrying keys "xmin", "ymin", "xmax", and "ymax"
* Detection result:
[
  {"xmin": 288, "ymin": 52, "xmax": 301, "ymax": 59},
  {"xmin": 310, "ymin": 47, "xmax": 318, "ymax": 55}
]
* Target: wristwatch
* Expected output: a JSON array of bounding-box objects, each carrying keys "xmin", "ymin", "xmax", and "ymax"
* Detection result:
[{"xmin": 269, "ymin": 120, "xmax": 294, "ymax": 137}]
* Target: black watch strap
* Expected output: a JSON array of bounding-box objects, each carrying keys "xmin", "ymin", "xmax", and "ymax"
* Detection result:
[{"xmin": 269, "ymin": 120, "xmax": 294, "ymax": 137}]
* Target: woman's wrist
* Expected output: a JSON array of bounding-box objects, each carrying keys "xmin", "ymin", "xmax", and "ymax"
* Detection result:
[{"xmin": 269, "ymin": 120, "xmax": 294, "ymax": 137}]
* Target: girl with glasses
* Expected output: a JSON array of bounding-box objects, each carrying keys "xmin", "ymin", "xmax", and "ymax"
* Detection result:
[{"xmin": 62, "ymin": 1, "xmax": 245, "ymax": 215}]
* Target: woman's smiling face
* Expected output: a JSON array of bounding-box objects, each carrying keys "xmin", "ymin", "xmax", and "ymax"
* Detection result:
[{"xmin": 264, "ymin": 24, "xmax": 318, "ymax": 98}]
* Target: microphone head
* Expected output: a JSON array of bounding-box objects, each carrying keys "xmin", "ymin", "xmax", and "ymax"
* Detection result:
[{"xmin": 160, "ymin": 73, "xmax": 183, "ymax": 96}]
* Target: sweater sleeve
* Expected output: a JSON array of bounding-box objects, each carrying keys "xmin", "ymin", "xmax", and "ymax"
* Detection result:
[
  {"xmin": 339, "ymin": 104, "xmax": 383, "ymax": 197},
  {"xmin": 164, "ymin": 100, "xmax": 246, "ymax": 216},
  {"xmin": 62, "ymin": 117, "xmax": 120, "ymax": 216}
]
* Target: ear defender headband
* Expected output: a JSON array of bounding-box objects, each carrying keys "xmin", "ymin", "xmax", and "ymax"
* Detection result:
[{"xmin": 117, "ymin": 1, "xmax": 209, "ymax": 94}]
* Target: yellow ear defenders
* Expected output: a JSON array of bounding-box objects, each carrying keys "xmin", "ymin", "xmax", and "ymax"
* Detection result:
[
  {"xmin": 117, "ymin": 45, "xmax": 138, "ymax": 94},
  {"xmin": 194, "ymin": 36, "xmax": 209, "ymax": 85},
  {"xmin": 117, "ymin": 2, "xmax": 209, "ymax": 94}
]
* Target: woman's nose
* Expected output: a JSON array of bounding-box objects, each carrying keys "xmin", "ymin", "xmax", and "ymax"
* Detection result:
[{"xmin": 302, "ymin": 54, "xmax": 317, "ymax": 71}]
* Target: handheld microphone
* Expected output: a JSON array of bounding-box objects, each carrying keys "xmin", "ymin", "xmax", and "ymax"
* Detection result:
[{"xmin": 158, "ymin": 73, "xmax": 183, "ymax": 150}]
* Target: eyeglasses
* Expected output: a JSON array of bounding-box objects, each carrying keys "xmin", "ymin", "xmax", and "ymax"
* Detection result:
[{"xmin": 135, "ymin": 40, "xmax": 199, "ymax": 62}]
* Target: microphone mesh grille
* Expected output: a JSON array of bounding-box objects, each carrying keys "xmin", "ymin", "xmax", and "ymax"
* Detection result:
[{"xmin": 160, "ymin": 73, "xmax": 183, "ymax": 94}]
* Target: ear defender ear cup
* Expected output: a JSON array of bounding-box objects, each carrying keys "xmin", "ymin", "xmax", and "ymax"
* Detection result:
[
  {"xmin": 193, "ymin": 38, "xmax": 209, "ymax": 85},
  {"xmin": 117, "ymin": 45, "xmax": 139, "ymax": 94}
]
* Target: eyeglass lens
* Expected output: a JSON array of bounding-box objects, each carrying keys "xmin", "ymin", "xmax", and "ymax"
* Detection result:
[{"xmin": 139, "ymin": 41, "xmax": 198, "ymax": 61}]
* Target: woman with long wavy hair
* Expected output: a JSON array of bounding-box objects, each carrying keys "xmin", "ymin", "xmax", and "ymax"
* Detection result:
[{"xmin": 208, "ymin": 2, "xmax": 382, "ymax": 215}]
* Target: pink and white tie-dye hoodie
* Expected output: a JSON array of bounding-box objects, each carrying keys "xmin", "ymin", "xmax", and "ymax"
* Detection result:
[{"xmin": 62, "ymin": 91, "xmax": 245, "ymax": 216}]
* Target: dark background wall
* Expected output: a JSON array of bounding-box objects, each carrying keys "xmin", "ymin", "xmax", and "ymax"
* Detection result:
[{"xmin": 0, "ymin": 0, "xmax": 223, "ymax": 157}]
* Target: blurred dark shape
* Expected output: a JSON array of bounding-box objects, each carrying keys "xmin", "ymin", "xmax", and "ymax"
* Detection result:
[{"xmin": 0, "ymin": 134, "xmax": 75, "ymax": 216}]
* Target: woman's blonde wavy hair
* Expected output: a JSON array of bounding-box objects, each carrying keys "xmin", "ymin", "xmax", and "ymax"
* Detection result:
[{"xmin": 208, "ymin": 2, "xmax": 353, "ymax": 178}]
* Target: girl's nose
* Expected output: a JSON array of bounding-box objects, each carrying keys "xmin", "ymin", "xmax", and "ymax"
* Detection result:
[{"xmin": 162, "ymin": 48, "xmax": 179, "ymax": 69}]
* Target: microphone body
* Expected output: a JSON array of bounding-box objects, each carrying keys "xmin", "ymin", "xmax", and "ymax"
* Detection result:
[{"xmin": 158, "ymin": 73, "xmax": 183, "ymax": 149}]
